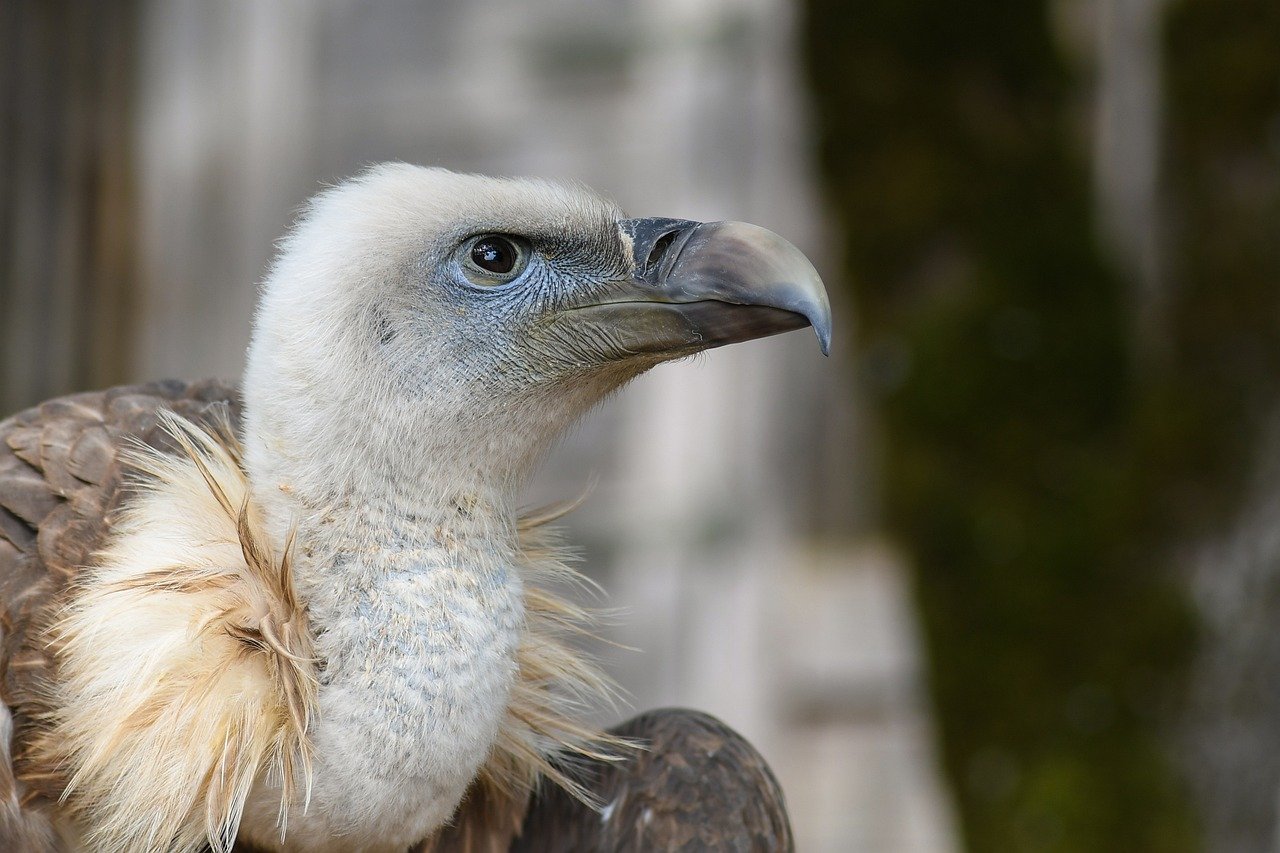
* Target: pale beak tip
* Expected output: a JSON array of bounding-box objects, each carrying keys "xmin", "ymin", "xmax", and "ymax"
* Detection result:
[{"xmin": 806, "ymin": 286, "xmax": 833, "ymax": 356}]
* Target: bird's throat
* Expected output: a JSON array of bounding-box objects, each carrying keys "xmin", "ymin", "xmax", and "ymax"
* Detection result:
[{"xmin": 241, "ymin": 477, "xmax": 526, "ymax": 850}]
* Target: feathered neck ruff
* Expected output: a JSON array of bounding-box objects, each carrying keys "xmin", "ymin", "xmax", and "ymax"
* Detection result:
[{"xmin": 26, "ymin": 413, "xmax": 620, "ymax": 853}]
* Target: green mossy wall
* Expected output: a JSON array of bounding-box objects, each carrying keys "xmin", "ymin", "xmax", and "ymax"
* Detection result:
[{"xmin": 799, "ymin": 0, "xmax": 1276, "ymax": 847}]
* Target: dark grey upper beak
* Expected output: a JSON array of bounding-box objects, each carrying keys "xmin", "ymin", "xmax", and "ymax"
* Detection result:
[
  {"xmin": 544, "ymin": 216, "xmax": 831, "ymax": 364},
  {"xmin": 619, "ymin": 217, "xmax": 832, "ymax": 355}
]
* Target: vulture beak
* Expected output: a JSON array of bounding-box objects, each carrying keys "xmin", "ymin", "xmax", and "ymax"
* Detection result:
[{"xmin": 555, "ymin": 217, "xmax": 831, "ymax": 358}]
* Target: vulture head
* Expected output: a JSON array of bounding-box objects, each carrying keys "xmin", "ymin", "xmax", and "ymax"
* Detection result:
[
  {"xmin": 243, "ymin": 164, "xmax": 830, "ymax": 512},
  {"xmin": 0, "ymin": 163, "xmax": 827, "ymax": 853}
]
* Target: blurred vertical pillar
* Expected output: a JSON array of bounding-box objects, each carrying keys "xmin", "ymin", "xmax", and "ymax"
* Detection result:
[
  {"xmin": 594, "ymin": 4, "xmax": 952, "ymax": 849},
  {"xmin": 1092, "ymin": 0, "xmax": 1167, "ymax": 358},
  {"xmin": 0, "ymin": 0, "xmax": 140, "ymax": 413},
  {"xmin": 132, "ymin": 0, "xmax": 318, "ymax": 382}
]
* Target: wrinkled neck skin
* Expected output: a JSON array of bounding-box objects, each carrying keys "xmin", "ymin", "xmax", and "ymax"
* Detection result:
[{"xmin": 235, "ymin": 328, "xmax": 631, "ymax": 851}]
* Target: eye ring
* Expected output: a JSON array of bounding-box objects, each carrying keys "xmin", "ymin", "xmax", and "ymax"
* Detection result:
[{"xmin": 460, "ymin": 234, "xmax": 530, "ymax": 286}]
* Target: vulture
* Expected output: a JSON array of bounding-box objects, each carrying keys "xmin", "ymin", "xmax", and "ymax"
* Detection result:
[{"xmin": 0, "ymin": 164, "xmax": 830, "ymax": 852}]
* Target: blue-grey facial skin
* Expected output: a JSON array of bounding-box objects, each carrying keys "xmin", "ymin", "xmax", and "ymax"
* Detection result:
[
  {"xmin": 373, "ymin": 217, "xmax": 632, "ymax": 392},
  {"xmin": 372, "ymin": 213, "xmax": 829, "ymax": 406}
]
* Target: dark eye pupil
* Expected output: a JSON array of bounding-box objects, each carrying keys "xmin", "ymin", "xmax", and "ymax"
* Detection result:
[{"xmin": 471, "ymin": 237, "xmax": 516, "ymax": 275}]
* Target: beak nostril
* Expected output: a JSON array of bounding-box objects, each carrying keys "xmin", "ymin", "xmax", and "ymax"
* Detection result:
[{"xmin": 645, "ymin": 231, "xmax": 678, "ymax": 278}]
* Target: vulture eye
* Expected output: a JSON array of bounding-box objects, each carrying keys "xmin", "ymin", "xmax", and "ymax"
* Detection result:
[{"xmin": 461, "ymin": 234, "xmax": 529, "ymax": 285}]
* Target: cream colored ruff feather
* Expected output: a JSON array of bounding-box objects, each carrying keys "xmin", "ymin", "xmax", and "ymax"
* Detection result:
[
  {"xmin": 40, "ymin": 416, "xmax": 315, "ymax": 853},
  {"xmin": 37, "ymin": 414, "xmax": 615, "ymax": 853}
]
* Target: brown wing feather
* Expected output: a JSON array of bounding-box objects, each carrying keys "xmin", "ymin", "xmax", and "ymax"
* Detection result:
[
  {"xmin": 0, "ymin": 380, "xmax": 241, "ymax": 848},
  {"xmin": 511, "ymin": 708, "xmax": 795, "ymax": 852}
]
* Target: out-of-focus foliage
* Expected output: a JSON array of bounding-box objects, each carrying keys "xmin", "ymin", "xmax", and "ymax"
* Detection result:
[{"xmin": 799, "ymin": 0, "xmax": 1278, "ymax": 848}]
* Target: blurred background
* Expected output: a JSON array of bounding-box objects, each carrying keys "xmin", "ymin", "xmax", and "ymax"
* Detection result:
[{"xmin": 1, "ymin": 0, "xmax": 1278, "ymax": 850}]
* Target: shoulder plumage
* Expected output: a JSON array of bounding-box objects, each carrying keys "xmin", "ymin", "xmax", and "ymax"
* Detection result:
[
  {"xmin": 513, "ymin": 709, "xmax": 794, "ymax": 851},
  {"xmin": 26, "ymin": 411, "xmax": 314, "ymax": 853},
  {"xmin": 0, "ymin": 380, "xmax": 240, "ymax": 849}
]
